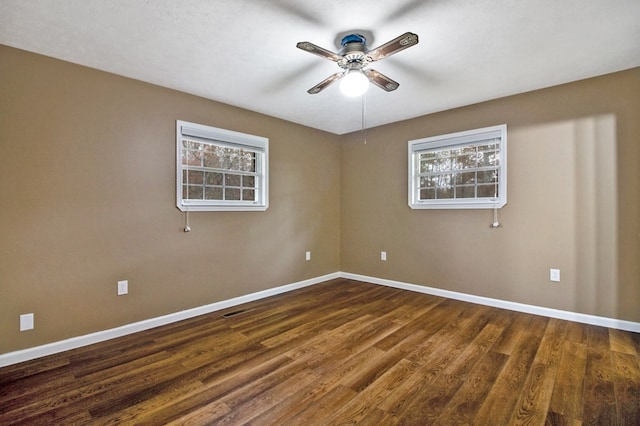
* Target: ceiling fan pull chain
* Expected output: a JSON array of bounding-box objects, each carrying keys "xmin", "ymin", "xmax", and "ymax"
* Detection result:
[{"xmin": 362, "ymin": 92, "xmax": 367, "ymax": 144}]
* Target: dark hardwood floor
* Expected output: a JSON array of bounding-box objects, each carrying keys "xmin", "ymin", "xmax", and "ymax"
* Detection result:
[{"xmin": 1, "ymin": 279, "xmax": 639, "ymax": 425}]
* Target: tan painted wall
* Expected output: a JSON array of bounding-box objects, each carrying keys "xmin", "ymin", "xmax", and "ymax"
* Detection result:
[
  {"xmin": 1, "ymin": 44, "xmax": 638, "ymax": 356},
  {"xmin": 341, "ymin": 68, "xmax": 640, "ymax": 322},
  {"xmin": 0, "ymin": 46, "xmax": 341, "ymax": 353}
]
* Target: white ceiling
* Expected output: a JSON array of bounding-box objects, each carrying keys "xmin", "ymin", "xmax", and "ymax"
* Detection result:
[{"xmin": 1, "ymin": 0, "xmax": 639, "ymax": 135}]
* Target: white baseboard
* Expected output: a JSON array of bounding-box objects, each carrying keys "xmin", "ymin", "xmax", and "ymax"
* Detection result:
[
  {"xmin": 0, "ymin": 272, "xmax": 341, "ymax": 368},
  {"xmin": 2, "ymin": 270, "xmax": 638, "ymax": 368},
  {"xmin": 341, "ymin": 272, "xmax": 640, "ymax": 333}
]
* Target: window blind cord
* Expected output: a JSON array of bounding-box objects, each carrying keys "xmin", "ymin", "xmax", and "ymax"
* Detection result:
[
  {"xmin": 490, "ymin": 206, "xmax": 500, "ymax": 228},
  {"xmin": 490, "ymin": 169, "xmax": 501, "ymax": 228},
  {"xmin": 184, "ymin": 141, "xmax": 191, "ymax": 232},
  {"xmin": 184, "ymin": 210, "xmax": 191, "ymax": 232}
]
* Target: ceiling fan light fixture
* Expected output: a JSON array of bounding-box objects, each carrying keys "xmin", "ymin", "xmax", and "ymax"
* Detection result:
[{"xmin": 339, "ymin": 69, "xmax": 369, "ymax": 97}]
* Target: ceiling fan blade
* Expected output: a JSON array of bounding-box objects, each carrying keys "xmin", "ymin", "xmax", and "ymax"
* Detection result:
[
  {"xmin": 365, "ymin": 69, "xmax": 399, "ymax": 92},
  {"xmin": 271, "ymin": 1, "xmax": 325, "ymax": 26},
  {"xmin": 307, "ymin": 72, "xmax": 344, "ymax": 94},
  {"xmin": 296, "ymin": 41, "xmax": 343, "ymax": 62},
  {"xmin": 367, "ymin": 32, "xmax": 419, "ymax": 61}
]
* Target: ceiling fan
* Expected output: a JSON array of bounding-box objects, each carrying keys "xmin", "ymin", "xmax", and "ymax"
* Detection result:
[{"xmin": 296, "ymin": 32, "xmax": 419, "ymax": 96}]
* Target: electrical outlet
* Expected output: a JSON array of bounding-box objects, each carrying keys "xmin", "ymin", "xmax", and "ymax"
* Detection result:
[
  {"xmin": 20, "ymin": 313, "xmax": 34, "ymax": 331},
  {"xmin": 550, "ymin": 269, "xmax": 560, "ymax": 282},
  {"xmin": 117, "ymin": 280, "xmax": 128, "ymax": 295},
  {"xmin": 381, "ymin": 251, "xmax": 387, "ymax": 261},
  {"xmin": 305, "ymin": 251, "xmax": 311, "ymax": 261}
]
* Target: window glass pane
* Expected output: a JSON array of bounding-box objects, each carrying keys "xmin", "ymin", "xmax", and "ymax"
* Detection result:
[
  {"xmin": 459, "ymin": 146, "xmax": 476, "ymax": 155},
  {"xmin": 228, "ymin": 152, "xmax": 240, "ymax": 170},
  {"xmin": 243, "ymin": 175, "xmax": 255, "ymax": 188},
  {"xmin": 457, "ymin": 185, "xmax": 476, "ymax": 198},
  {"xmin": 419, "ymin": 176, "xmax": 435, "ymax": 188},
  {"xmin": 242, "ymin": 189, "xmax": 255, "ymax": 201},
  {"xmin": 476, "ymin": 143, "xmax": 495, "ymax": 152},
  {"xmin": 420, "ymin": 188, "xmax": 435, "ymax": 199},
  {"xmin": 182, "ymin": 140, "xmax": 199, "ymax": 150},
  {"xmin": 477, "ymin": 184, "xmax": 498, "ymax": 198},
  {"xmin": 477, "ymin": 152, "xmax": 496, "ymax": 167},
  {"xmin": 435, "ymin": 174, "xmax": 454, "ymax": 187},
  {"xmin": 489, "ymin": 150, "xmax": 500, "ymax": 166},
  {"xmin": 455, "ymin": 154, "xmax": 477, "ymax": 169},
  {"xmin": 183, "ymin": 149, "xmax": 201, "ymax": 166},
  {"xmin": 205, "ymin": 172, "xmax": 223, "ymax": 185},
  {"xmin": 225, "ymin": 188, "xmax": 241, "ymax": 200},
  {"xmin": 205, "ymin": 187, "xmax": 223, "ymax": 200},
  {"xmin": 420, "ymin": 160, "xmax": 435, "ymax": 173},
  {"xmin": 186, "ymin": 170, "xmax": 203, "ymax": 184},
  {"xmin": 456, "ymin": 171, "xmax": 476, "ymax": 185},
  {"xmin": 420, "ymin": 152, "xmax": 437, "ymax": 160},
  {"xmin": 217, "ymin": 153, "xmax": 228, "ymax": 169},
  {"xmin": 437, "ymin": 187, "xmax": 453, "ymax": 199},
  {"xmin": 477, "ymin": 170, "xmax": 497, "ymax": 183},
  {"xmin": 225, "ymin": 174, "xmax": 241, "ymax": 187},
  {"xmin": 415, "ymin": 139, "xmax": 502, "ymax": 200},
  {"xmin": 203, "ymin": 149, "xmax": 224, "ymax": 168},
  {"xmin": 186, "ymin": 185, "xmax": 203, "ymax": 199},
  {"xmin": 434, "ymin": 158, "xmax": 452, "ymax": 173},
  {"xmin": 240, "ymin": 152, "xmax": 256, "ymax": 172}
]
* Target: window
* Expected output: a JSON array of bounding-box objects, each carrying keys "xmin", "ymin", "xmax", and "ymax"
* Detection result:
[
  {"xmin": 176, "ymin": 120, "xmax": 268, "ymax": 211},
  {"xmin": 408, "ymin": 124, "xmax": 507, "ymax": 209}
]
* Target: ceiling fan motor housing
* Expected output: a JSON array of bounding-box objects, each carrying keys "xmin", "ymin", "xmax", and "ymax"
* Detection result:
[
  {"xmin": 338, "ymin": 34, "xmax": 370, "ymax": 71},
  {"xmin": 340, "ymin": 34, "xmax": 367, "ymax": 47}
]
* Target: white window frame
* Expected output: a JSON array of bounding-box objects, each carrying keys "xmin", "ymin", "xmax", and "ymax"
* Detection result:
[
  {"xmin": 408, "ymin": 124, "xmax": 507, "ymax": 209},
  {"xmin": 176, "ymin": 120, "xmax": 268, "ymax": 212}
]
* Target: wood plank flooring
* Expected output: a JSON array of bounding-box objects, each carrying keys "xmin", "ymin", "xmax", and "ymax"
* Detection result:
[{"xmin": 1, "ymin": 279, "xmax": 639, "ymax": 425}]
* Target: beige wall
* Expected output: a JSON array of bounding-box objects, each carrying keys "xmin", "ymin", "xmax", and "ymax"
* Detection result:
[
  {"xmin": 0, "ymin": 45, "xmax": 341, "ymax": 353},
  {"xmin": 1, "ymin": 44, "xmax": 638, "ymax": 356},
  {"xmin": 341, "ymin": 68, "xmax": 639, "ymax": 322}
]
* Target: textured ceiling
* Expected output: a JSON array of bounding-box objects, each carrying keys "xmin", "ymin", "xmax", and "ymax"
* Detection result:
[{"xmin": 1, "ymin": 0, "xmax": 639, "ymax": 134}]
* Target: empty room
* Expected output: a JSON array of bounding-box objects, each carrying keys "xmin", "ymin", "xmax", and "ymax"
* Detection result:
[{"xmin": 1, "ymin": 1, "xmax": 639, "ymax": 424}]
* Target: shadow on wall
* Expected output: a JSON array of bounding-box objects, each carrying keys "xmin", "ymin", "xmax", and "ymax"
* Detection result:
[
  {"xmin": 573, "ymin": 114, "xmax": 617, "ymax": 318},
  {"xmin": 504, "ymin": 114, "xmax": 617, "ymax": 317}
]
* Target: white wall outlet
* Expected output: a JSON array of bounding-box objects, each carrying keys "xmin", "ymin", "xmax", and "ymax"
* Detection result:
[
  {"xmin": 550, "ymin": 269, "xmax": 560, "ymax": 282},
  {"xmin": 20, "ymin": 313, "xmax": 34, "ymax": 331},
  {"xmin": 381, "ymin": 251, "xmax": 387, "ymax": 261},
  {"xmin": 305, "ymin": 251, "xmax": 311, "ymax": 261},
  {"xmin": 117, "ymin": 280, "xmax": 129, "ymax": 295}
]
